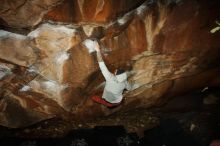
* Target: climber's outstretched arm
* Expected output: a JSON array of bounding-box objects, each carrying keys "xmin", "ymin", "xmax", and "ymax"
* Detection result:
[
  {"xmin": 96, "ymin": 49, "xmax": 104, "ymax": 62},
  {"xmin": 94, "ymin": 41, "xmax": 113, "ymax": 81}
]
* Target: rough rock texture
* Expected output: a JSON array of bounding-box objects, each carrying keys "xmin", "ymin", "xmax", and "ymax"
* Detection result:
[
  {"xmin": 45, "ymin": 0, "xmax": 145, "ymax": 24},
  {"xmin": 0, "ymin": 0, "xmax": 220, "ymax": 128},
  {"xmin": 0, "ymin": 0, "xmax": 63, "ymax": 28}
]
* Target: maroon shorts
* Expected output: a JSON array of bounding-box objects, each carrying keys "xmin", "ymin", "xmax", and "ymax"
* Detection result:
[{"xmin": 91, "ymin": 95, "xmax": 120, "ymax": 107}]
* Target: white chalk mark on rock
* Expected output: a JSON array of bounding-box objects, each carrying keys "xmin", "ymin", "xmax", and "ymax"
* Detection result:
[
  {"xmin": 117, "ymin": 17, "xmax": 127, "ymax": 25},
  {"xmin": 0, "ymin": 30, "xmax": 26, "ymax": 40},
  {"xmin": 42, "ymin": 80, "xmax": 68, "ymax": 94},
  {"xmin": 54, "ymin": 51, "xmax": 70, "ymax": 65},
  {"xmin": 136, "ymin": 4, "xmax": 147, "ymax": 15},
  {"xmin": 83, "ymin": 39, "xmax": 96, "ymax": 53},
  {"xmin": 19, "ymin": 85, "xmax": 31, "ymax": 92}
]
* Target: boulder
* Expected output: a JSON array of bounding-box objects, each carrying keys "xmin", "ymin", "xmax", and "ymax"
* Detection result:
[{"xmin": 0, "ymin": 0, "xmax": 220, "ymax": 128}]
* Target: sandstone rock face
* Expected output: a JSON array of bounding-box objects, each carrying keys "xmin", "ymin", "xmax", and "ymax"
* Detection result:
[
  {"xmin": 0, "ymin": 0, "xmax": 220, "ymax": 128},
  {"xmin": 45, "ymin": 0, "xmax": 145, "ymax": 24},
  {"xmin": 0, "ymin": 0, "xmax": 63, "ymax": 28},
  {"xmin": 0, "ymin": 31, "xmax": 37, "ymax": 66}
]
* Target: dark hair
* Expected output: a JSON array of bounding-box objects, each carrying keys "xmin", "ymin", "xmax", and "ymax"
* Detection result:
[{"xmin": 116, "ymin": 68, "xmax": 125, "ymax": 75}]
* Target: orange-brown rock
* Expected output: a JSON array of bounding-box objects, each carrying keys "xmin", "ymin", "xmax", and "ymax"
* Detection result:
[
  {"xmin": 0, "ymin": 31, "xmax": 37, "ymax": 66},
  {"xmin": 0, "ymin": 0, "xmax": 220, "ymax": 128},
  {"xmin": 45, "ymin": 0, "xmax": 145, "ymax": 24},
  {"xmin": 0, "ymin": 0, "xmax": 63, "ymax": 28}
]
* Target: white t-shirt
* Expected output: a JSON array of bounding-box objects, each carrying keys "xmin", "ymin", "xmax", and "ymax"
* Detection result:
[{"xmin": 98, "ymin": 62, "xmax": 131, "ymax": 103}]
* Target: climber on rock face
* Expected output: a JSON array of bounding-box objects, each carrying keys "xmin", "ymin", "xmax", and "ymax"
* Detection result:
[{"xmin": 90, "ymin": 40, "xmax": 132, "ymax": 107}]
